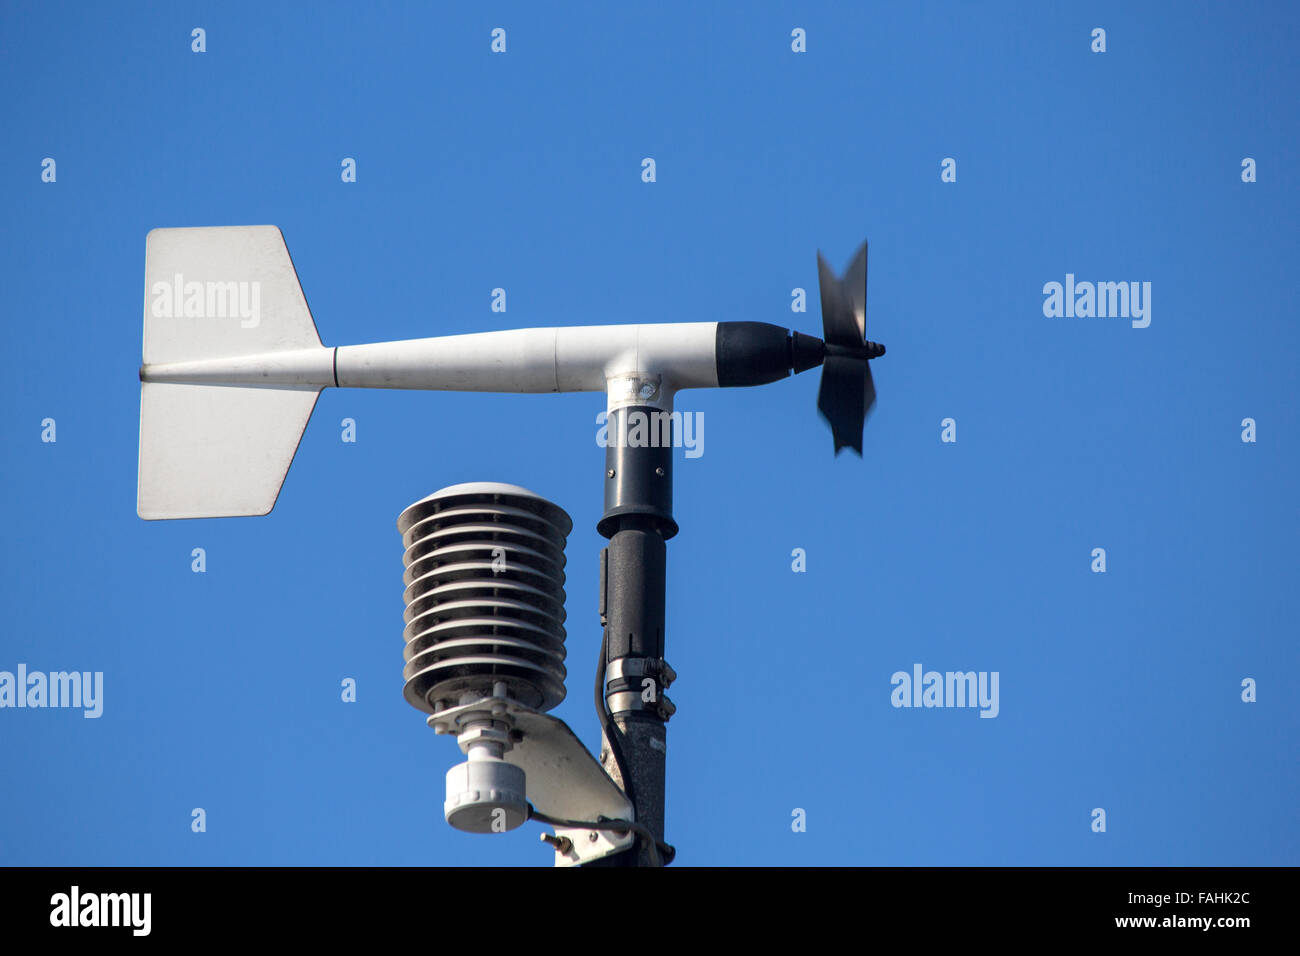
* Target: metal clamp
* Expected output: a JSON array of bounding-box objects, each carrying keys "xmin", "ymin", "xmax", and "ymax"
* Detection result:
[
  {"xmin": 606, "ymin": 690, "xmax": 676, "ymax": 722},
  {"xmin": 605, "ymin": 656, "xmax": 677, "ymax": 687},
  {"xmin": 605, "ymin": 656, "xmax": 678, "ymax": 721}
]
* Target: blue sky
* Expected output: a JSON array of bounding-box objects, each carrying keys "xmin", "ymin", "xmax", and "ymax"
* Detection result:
[{"xmin": 1, "ymin": 1, "xmax": 1296, "ymax": 866}]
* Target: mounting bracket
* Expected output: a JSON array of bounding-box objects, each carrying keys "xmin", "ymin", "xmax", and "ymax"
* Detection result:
[{"xmin": 431, "ymin": 697, "xmax": 636, "ymax": 866}]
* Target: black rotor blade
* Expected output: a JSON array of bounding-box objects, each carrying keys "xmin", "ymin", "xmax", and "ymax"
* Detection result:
[
  {"xmin": 817, "ymin": 251, "xmax": 862, "ymax": 348},
  {"xmin": 842, "ymin": 241, "xmax": 868, "ymax": 339},
  {"xmin": 818, "ymin": 354, "xmax": 869, "ymax": 456}
]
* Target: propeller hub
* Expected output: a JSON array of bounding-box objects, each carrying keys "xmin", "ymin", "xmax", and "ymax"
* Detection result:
[{"xmin": 823, "ymin": 340, "xmax": 886, "ymax": 361}]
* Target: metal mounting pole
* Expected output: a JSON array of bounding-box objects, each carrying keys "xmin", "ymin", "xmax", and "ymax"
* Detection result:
[{"xmin": 588, "ymin": 400, "xmax": 678, "ymax": 866}]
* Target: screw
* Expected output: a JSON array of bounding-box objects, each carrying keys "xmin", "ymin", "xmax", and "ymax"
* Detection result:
[
  {"xmin": 541, "ymin": 833, "xmax": 574, "ymax": 854},
  {"xmin": 607, "ymin": 469, "xmax": 615, "ymax": 478},
  {"xmin": 655, "ymin": 466, "xmax": 664, "ymax": 476},
  {"xmin": 589, "ymin": 831, "xmax": 600, "ymax": 843}
]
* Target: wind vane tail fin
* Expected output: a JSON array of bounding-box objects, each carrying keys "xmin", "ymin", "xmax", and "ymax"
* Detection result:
[{"xmin": 137, "ymin": 226, "xmax": 324, "ymax": 520}]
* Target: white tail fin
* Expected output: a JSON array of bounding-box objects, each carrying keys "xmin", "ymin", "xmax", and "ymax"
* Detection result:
[{"xmin": 137, "ymin": 226, "xmax": 325, "ymax": 520}]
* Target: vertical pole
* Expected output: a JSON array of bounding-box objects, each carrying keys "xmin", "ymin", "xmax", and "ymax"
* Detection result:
[{"xmin": 589, "ymin": 402, "xmax": 677, "ymax": 866}]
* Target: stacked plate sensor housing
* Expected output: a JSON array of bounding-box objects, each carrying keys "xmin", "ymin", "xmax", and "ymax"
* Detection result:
[{"xmin": 398, "ymin": 482, "xmax": 572, "ymax": 832}]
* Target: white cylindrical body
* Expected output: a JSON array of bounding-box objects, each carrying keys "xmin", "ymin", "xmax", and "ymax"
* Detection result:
[
  {"xmin": 334, "ymin": 323, "xmax": 719, "ymax": 394},
  {"xmin": 140, "ymin": 323, "xmax": 722, "ymax": 399}
]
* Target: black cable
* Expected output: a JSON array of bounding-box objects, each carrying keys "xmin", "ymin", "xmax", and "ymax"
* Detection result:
[{"xmin": 595, "ymin": 627, "xmax": 636, "ymax": 808}]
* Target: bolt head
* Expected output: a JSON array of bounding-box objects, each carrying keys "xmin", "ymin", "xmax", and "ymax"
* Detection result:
[
  {"xmin": 588, "ymin": 831, "xmax": 600, "ymax": 842},
  {"xmin": 607, "ymin": 469, "xmax": 615, "ymax": 479},
  {"xmin": 655, "ymin": 466, "xmax": 665, "ymax": 476}
]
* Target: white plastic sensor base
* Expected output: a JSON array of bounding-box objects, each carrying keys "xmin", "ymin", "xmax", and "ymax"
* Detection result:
[{"xmin": 430, "ymin": 697, "xmax": 635, "ymax": 866}]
